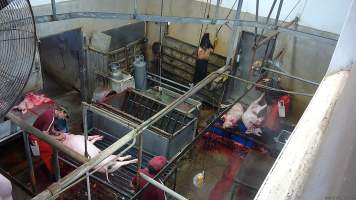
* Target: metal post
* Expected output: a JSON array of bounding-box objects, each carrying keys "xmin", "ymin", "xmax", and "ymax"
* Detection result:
[
  {"xmin": 83, "ymin": 107, "xmax": 92, "ymax": 200},
  {"xmin": 23, "ymin": 132, "xmax": 37, "ymax": 193},
  {"xmin": 33, "ymin": 64, "xmax": 231, "ymax": 200},
  {"xmin": 7, "ymin": 113, "xmax": 88, "ymax": 164},
  {"xmin": 254, "ymin": 0, "xmax": 259, "ymax": 44},
  {"xmin": 258, "ymin": 0, "xmax": 278, "ymax": 38},
  {"xmin": 173, "ymin": 168, "xmax": 178, "ymax": 191},
  {"xmin": 139, "ymin": 172, "xmax": 188, "ymax": 200},
  {"xmin": 133, "ymin": 0, "xmax": 138, "ymax": 19},
  {"xmin": 53, "ymin": 149, "xmax": 60, "ymax": 181},
  {"xmin": 83, "ymin": 107, "xmax": 89, "ymax": 158},
  {"xmin": 225, "ymin": 0, "xmax": 244, "ymax": 66},
  {"xmin": 85, "ymin": 172, "xmax": 92, "ymax": 200},
  {"xmin": 212, "ymin": 0, "xmax": 222, "ymax": 24},
  {"xmin": 274, "ymin": 0, "xmax": 284, "ymax": 27},
  {"xmin": 136, "ymin": 133, "xmax": 143, "ymax": 188},
  {"xmin": 51, "ymin": 0, "xmax": 57, "ymax": 21}
]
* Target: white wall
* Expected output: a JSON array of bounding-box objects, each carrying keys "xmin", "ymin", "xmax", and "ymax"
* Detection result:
[{"xmin": 196, "ymin": 0, "xmax": 352, "ymax": 34}]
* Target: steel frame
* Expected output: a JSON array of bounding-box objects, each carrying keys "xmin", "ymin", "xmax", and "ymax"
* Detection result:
[
  {"xmin": 35, "ymin": 0, "xmax": 338, "ymax": 44},
  {"xmin": 24, "ymin": 0, "xmax": 335, "ymax": 199},
  {"xmin": 35, "ymin": 13, "xmax": 338, "ymax": 44}
]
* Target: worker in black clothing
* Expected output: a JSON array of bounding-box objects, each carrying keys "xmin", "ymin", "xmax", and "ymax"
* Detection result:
[{"xmin": 193, "ymin": 33, "xmax": 214, "ymax": 84}]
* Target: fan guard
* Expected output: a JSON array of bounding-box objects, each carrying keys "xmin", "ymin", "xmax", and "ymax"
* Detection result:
[{"xmin": 0, "ymin": 0, "xmax": 36, "ymax": 118}]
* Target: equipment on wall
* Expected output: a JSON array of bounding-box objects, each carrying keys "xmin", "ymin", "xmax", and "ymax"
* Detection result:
[
  {"xmin": 109, "ymin": 62, "xmax": 122, "ymax": 78},
  {"xmin": 0, "ymin": 0, "xmax": 36, "ymax": 118}
]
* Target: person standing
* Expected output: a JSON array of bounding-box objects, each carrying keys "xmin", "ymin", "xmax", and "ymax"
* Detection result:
[
  {"xmin": 193, "ymin": 33, "xmax": 214, "ymax": 84},
  {"xmin": 30, "ymin": 105, "xmax": 68, "ymax": 179}
]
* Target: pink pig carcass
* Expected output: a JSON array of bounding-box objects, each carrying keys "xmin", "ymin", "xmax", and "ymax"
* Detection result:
[
  {"xmin": 62, "ymin": 134, "xmax": 138, "ymax": 174},
  {"xmin": 0, "ymin": 174, "xmax": 12, "ymax": 200},
  {"xmin": 14, "ymin": 93, "xmax": 52, "ymax": 113},
  {"xmin": 222, "ymin": 103, "xmax": 244, "ymax": 128},
  {"xmin": 242, "ymin": 94, "xmax": 267, "ymax": 136}
]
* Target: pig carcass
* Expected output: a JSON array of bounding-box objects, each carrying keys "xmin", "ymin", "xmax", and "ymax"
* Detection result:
[
  {"xmin": 0, "ymin": 174, "xmax": 12, "ymax": 200},
  {"xmin": 222, "ymin": 103, "xmax": 244, "ymax": 128},
  {"xmin": 14, "ymin": 93, "xmax": 52, "ymax": 113},
  {"xmin": 62, "ymin": 134, "xmax": 137, "ymax": 174},
  {"xmin": 242, "ymin": 94, "xmax": 267, "ymax": 136}
]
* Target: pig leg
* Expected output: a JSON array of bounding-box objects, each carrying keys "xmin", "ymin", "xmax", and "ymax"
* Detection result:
[
  {"xmin": 107, "ymin": 157, "xmax": 138, "ymax": 173},
  {"xmin": 255, "ymin": 104, "xmax": 267, "ymax": 114},
  {"xmin": 251, "ymin": 93, "xmax": 265, "ymax": 105},
  {"xmin": 88, "ymin": 135, "xmax": 103, "ymax": 144},
  {"xmin": 256, "ymin": 93, "xmax": 265, "ymax": 103},
  {"xmin": 116, "ymin": 155, "xmax": 132, "ymax": 161}
]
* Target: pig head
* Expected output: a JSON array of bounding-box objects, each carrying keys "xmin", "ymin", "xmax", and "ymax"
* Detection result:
[
  {"xmin": 63, "ymin": 134, "xmax": 138, "ymax": 174},
  {"xmin": 0, "ymin": 174, "xmax": 12, "ymax": 200},
  {"xmin": 242, "ymin": 94, "xmax": 267, "ymax": 135},
  {"xmin": 222, "ymin": 103, "xmax": 244, "ymax": 128}
]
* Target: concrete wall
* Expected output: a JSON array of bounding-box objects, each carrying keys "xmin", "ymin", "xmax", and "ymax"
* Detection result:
[
  {"xmin": 145, "ymin": 0, "xmax": 338, "ymax": 122},
  {"xmin": 256, "ymin": 1, "xmax": 356, "ymax": 198},
  {"xmin": 32, "ymin": 0, "xmax": 145, "ymax": 38}
]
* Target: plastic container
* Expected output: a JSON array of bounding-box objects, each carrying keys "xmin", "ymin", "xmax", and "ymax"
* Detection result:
[
  {"xmin": 90, "ymin": 32, "xmax": 112, "ymax": 53},
  {"xmin": 109, "ymin": 73, "xmax": 135, "ymax": 93}
]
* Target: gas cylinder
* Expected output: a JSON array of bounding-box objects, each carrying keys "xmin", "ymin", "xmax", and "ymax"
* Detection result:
[{"xmin": 133, "ymin": 55, "xmax": 147, "ymax": 91}]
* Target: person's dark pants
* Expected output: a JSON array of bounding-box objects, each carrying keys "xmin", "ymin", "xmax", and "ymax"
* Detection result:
[{"xmin": 193, "ymin": 59, "xmax": 208, "ymax": 84}]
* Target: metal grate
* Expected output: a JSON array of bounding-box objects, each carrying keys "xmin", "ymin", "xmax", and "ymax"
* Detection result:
[
  {"xmin": 0, "ymin": 0, "xmax": 36, "ymax": 118},
  {"xmin": 101, "ymin": 90, "xmax": 193, "ymax": 135}
]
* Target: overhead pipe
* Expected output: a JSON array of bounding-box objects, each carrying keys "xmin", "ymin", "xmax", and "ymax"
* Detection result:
[
  {"xmin": 6, "ymin": 112, "xmax": 88, "ymax": 164},
  {"xmin": 33, "ymin": 64, "xmax": 231, "ymax": 200},
  {"xmin": 223, "ymin": 73, "xmax": 314, "ymax": 97},
  {"xmin": 212, "ymin": 0, "xmax": 222, "ymax": 24},
  {"xmin": 51, "ymin": 0, "xmax": 57, "ymax": 21},
  {"xmin": 225, "ymin": 0, "xmax": 244, "ymax": 65},
  {"xmin": 257, "ymin": 0, "xmax": 278, "ymax": 41},
  {"xmin": 34, "ymin": 13, "xmax": 338, "ymax": 44},
  {"xmin": 274, "ymin": 0, "xmax": 285, "ymax": 27},
  {"xmin": 261, "ymin": 66, "xmax": 319, "ymax": 86}
]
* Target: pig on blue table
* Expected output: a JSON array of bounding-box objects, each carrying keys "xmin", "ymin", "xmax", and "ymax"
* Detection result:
[{"xmin": 242, "ymin": 94, "xmax": 267, "ymax": 136}]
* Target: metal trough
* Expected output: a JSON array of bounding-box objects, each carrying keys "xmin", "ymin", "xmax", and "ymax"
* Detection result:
[{"xmin": 89, "ymin": 89, "xmax": 198, "ymax": 158}]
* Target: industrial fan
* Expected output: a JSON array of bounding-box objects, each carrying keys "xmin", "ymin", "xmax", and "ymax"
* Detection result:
[{"xmin": 0, "ymin": 0, "xmax": 36, "ymax": 118}]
